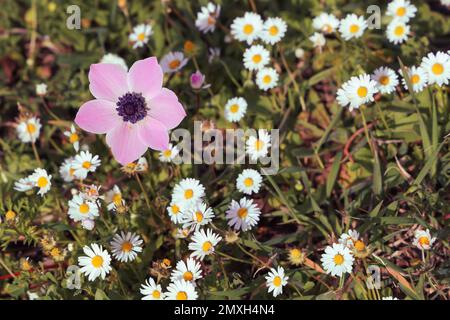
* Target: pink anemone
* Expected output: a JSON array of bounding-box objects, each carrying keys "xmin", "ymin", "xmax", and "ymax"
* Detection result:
[{"xmin": 75, "ymin": 57, "xmax": 186, "ymax": 165}]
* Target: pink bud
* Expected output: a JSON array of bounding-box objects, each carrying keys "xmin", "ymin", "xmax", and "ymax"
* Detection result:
[{"xmin": 190, "ymin": 71, "xmax": 205, "ymax": 89}]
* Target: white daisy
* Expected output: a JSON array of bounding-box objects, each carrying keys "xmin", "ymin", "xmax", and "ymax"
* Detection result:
[
  {"xmin": 224, "ymin": 97, "xmax": 247, "ymax": 122},
  {"xmin": 172, "ymin": 178, "xmax": 205, "ymax": 207},
  {"xmin": 309, "ymin": 32, "xmax": 326, "ymax": 48},
  {"xmin": 159, "ymin": 144, "xmax": 180, "ymax": 162},
  {"xmin": 312, "ymin": 13, "xmax": 340, "ymax": 34},
  {"xmin": 338, "ymin": 14, "xmax": 367, "ymax": 41},
  {"xmin": 386, "ymin": 20, "xmax": 410, "ymax": 45},
  {"xmin": 167, "ymin": 201, "xmax": 185, "ymax": 225},
  {"xmin": 181, "ymin": 202, "xmax": 215, "ymax": 231},
  {"xmin": 230, "ymin": 12, "xmax": 263, "ymax": 45},
  {"xmin": 81, "ymin": 218, "xmax": 95, "ymax": 231},
  {"xmin": 105, "ymin": 185, "xmax": 125, "ymax": 211},
  {"xmin": 441, "ymin": 0, "xmax": 450, "ymax": 6},
  {"xmin": 386, "ymin": 0, "xmax": 417, "ymax": 22},
  {"xmin": 420, "ymin": 51, "xmax": 450, "ymax": 86},
  {"xmin": 129, "ymin": 24, "xmax": 153, "ymax": 49},
  {"xmin": 100, "ymin": 53, "xmax": 128, "ymax": 70},
  {"xmin": 78, "ymin": 243, "xmax": 112, "ymax": 281},
  {"xmin": 195, "ymin": 2, "xmax": 220, "ymax": 34},
  {"xmin": 236, "ymin": 169, "xmax": 262, "ymax": 195},
  {"xmin": 68, "ymin": 194, "xmax": 99, "ymax": 222},
  {"xmin": 371, "ymin": 67, "xmax": 399, "ymax": 94},
  {"xmin": 243, "ymin": 45, "xmax": 270, "ymax": 71},
  {"xmin": 81, "ymin": 184, "xmax": 103, "ymax": 204},
  {"xmin": 336, "ymin": 74, "xmax": 378, "ymax": 110},
  {"xmin": 63, "ymin": 124, "xmax": 80, "ymax": 152},
  {"xmin": 72, "ymin": 151, "xmax": 101, "ymax": 179},
  {"xmin": 165, "ymin": 279, "xmax": 198, "ymax": 300},
  {"xmin": 140, "ymin": 277, "xmax": 165, "ymax": 300},
  {"xmin": 14, "ymin": 176, "xmax": 34, "ymax": 193},
  {"xmin": 260, "ymin": 17, "xmax": 287, "ymax": 45},
  {"xmin": 35, "ymin": 83, "xmax": 47, "ymax": 96},
  {"xmin": 265, "ymin": 266, "xmax": 288, "ymax": 298},
  {"xmin": 110, "ymin": 231, "xmax": 143, "ymax": 262},
  {"xmin": 256, "ymin": 67, "xmax": 279, "ymax": 91},
  {"xmin": 321, "ymin": 243, "xmax": 354, "ymax": 277},
  {"xmin": 382, "ymin": 296, "xmax": 400, "ymax": 300},
  {"xmin": 59, "ymin": 158, "xmax": 76, "ymax": 182},
  {"xmin": 16, "ymin": 117, "xmax": 41, "ymax": 143},
  {"xmin": 29, "ymin": 168, "xmax": 52, "ymax": 196},
  {"xmin": 339, "ymin": 229, "xmax": 360, "ymax": 248},
  {"xmin": 170, "ymin": 257, "xmax": 203, "ymax": 283},
  {"xmin": 188, "ymin": 228, "xmax": 222, "ymax": 261},
  {"xmin": 413, "ymin": 229, "xmax": 436, "ymax": 250},
  {"xmin": 136, "ymin": 156, "xmax": 148, "ymax": 172},
  {"xmin": 160, "ymin": 51, "xmax": 188, "ymax": 74},
  {"xmin": 226, "ymin": 198, "xmax": 261, "ymax": 232},
  {"xmin": 246, "ymin": 129, "xmax": 271, "ymax": 161},
  {"xmin": 400, "ymin": 66, "xmax": 428, "ymax": 92}
]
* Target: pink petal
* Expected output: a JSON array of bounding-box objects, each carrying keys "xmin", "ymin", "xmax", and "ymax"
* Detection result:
[
  {"xmin": 106, "ymin": 123, "xmax": 148, "ymax": 165},
  {"xmin": 89, "ymin": 63, "xmax": 129, "ymax": 101},
  {"xmin": 148, "ymin": 88, "xmax": 186, "ymax": 129},
  {"xmin": 138, "ymin": 118, "xmax": 169, "ymax": 151},
  {"xmin": 75, "ymin": 99, "xmax": 121, "ymax": 134},
  {"xmin": 128, "ymin": 57, "xmax": 163, "ymax": 100}
]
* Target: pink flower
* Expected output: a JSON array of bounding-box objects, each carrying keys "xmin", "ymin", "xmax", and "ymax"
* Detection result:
[
  {"xmin": 190, "ymin": 71, "xmax": 205, "ymax": 89},
  {"xmin": 75, "ymin": 57, "xmax": 186, "ymax": 165}
]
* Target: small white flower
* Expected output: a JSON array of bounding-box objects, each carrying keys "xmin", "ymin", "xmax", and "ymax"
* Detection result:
[
  {"xmin": 78, "ymin": 243, "xmax": 112, "ymax": 281},
  {"xmin": 195, "ymin": 2, "xmax": 220, "ymax": 34},
  {"xmin": 63, "ymin": 124, "xmax": 80, "ymax": 152},
  {"xmin": 339, "ymin": 14, "xmax": 367, "ymax": 40},
  {"xmin": 181, "ymin": 202, "xmax": 215, "ymax": 231},
  {"xmin": 160, "ymin": 51, "xmax": 188, "ymax": 74},
  {"xmin": 29, "ymin": 168, "xmax": 52, "ymax": 196},
  {"xmin": 260, "ymin": 17, "xmax": 287, "ymax": 45},
  {"xmin": 208, "ymin": 47, "xmax": 220, "ymax": 64},
  {"xmin": 246, "ymin": 129, "xmax": 271, "ymax": 161},
  {"xmin": 321, "ymin": 243, "xmax": 354, "ymax": 277},
  {"xmin": 226, "ymin": 198, "xmax": 261, "ymax": 232},
  {"xmin": 110, "ymin": 231, "xmax": 143, "ymax": 262},
  {"xmin": 413, "ymin": 229, "xmax": 436, "ymax": 250},
  {"xmin": 256, "ymin": 67, "xmax": 279, "ymax": 91},
  {"xmin": 265, "ymin": 266, "xmax": 288, "ymax": 298},
  {"xmin": 243, "ymin": 45, "xmax": 270, "ymax": 71},
  {"xmin": 16, "ymin": 117, "xmax": 41, "ymax": 143},
  {"xmin": 420, "ymin": 51, "xmax": 450, "ymax": 86},
  {"xmin": 386, "ymin": 0, "xmax": 417, "ymax": 22},
  {"xmin": 336, "ymin": 74, "xmax": 378, "ymax": 110},
  {"xmin": 371, "ymin": 67, "xmax": 399, "ymax": 94},
  {"xmin": 236, "ymin": 169, "xmax": 262, "ymax": 195},
  {"xmin": 224, "ymin": 97, "xmax": 247, "ymax": 122},
  {"xmin": 386, "ymin": 20, "xmax": 410, "ymax": 45},
  {"xmin": 230, "ymin": 12, "xmax": 263, "ymax": 45},
  {"xmin": 339, "ymin": 229, "xmax": 360, "ymax": 248},
  {"xmin": 59, "ymin": 157, "xmax": 76, "ymax": 182},
  {"xmin": 72, "ymin": 151, "xmax": 101, "ymax": 179},
  {"xmin": 159, "ymin": 144, "xmax": 180, "ymax": 163},
  {"xmin": 68, "ymin": 194, "xmax": 99, "ymax": 222},
  {"xmin": 170, "ymin": 257, "xmax": 203, "ymax": 283},
  {"xmin": 309, "ymin": 32, "xmax": 326, "ymax": 48},
  {"xmin": 165, "ymin": 280, "xmax": 198, "ymax": 300},
  {"xmin": 172, "ymin": 178, "xmax": 205, "ymax": 207},
  {"xmin": 105, "ymin": 185, "xmax": 125, "ymax": 212},
  {"xmin": 81, "ymin": 219, "xmax": 95, "ymax": 231},
  {"xmin": 14, "ymin": 177, "xmax": 34, "ymax": 192},
  {"xmin": 400, "ymin": 66, "xmax": 428, "ymax": 93},
  {"xmin": 312, "ymin": 13, "xmax": 340, "ymax": 34},
  {"xmin": 188, "ymin": 228, "xmax": 222, "ymax": 261},
  {"xmin": 100, "ymin": 53, "xmax": 128, "ymax": 70},
  {"xmin": 382, "ymin": 296, "xmax": 400, "ymax": 300},
  {"xmin": 35, "ymin": 83, "xmax": 47, "ymax": 96},
  {"xmin": 167, "ymin": 201, "xmax": 185, "ymax": 225},
  {"xmin": 129, "ymin": 24, "xmax": 153, "ymax": 49},
  {"xmin": 140, "ymin": 277, "xmax": 165, "ymax": 300},
  {"xmin": 295, "ymin": 48, "xmax": 305, "ymax": 59}
]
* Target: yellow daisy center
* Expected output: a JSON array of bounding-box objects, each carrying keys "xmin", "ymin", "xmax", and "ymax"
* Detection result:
[
  {"xmin": 244, "ymin": 177, "xmax": 253, "ymax": 187},
  {"xmin": 333, "ymin": 254, "xmax": 344, "ymax": 265},
  {"xmin": 290, "ymin": 248, "xmax": 302, "ymax": 259},
  {"xmin": 396, "ymin": 7, "xmax": 406, "ymax": 17},
  {"xmin": 112, "ymin": 193, "xmax": 122, "ymax": 205},
  {"xmin": 79, "ymin": 203, "xmax": 89, "ymax": 214},
  {"xmin": 354, "ymin": 240, "xmax": 366, "ymax": 252},
  {"xmin": 263, "ymin": 75, "xmax": 272, "ymax": 84},
  {"xmin": 243, "ymin": 24, "xmax": 254, "ymax": 35},
  {"xmin": 350, "ymin": 24, "xmax": 359, "ymax": 34},
  {"xmin": 50, "ymin": 247, "xmax": 61, "ymax": 257},
  {"xmin": 69, "ymin": 168, "xmax": 75, "ymax": 176},
  {"xmin": 357, "ymin": 86, "xmax": 368, "ymax": 98},
  {"xmin": 323, "ymin": 24, "xmax": 332, "ymax": 33},
  {"xmin": 237, "ymin": 207, "xmax": 248, "ymax": 219},
  {"xmin": 379, "ymin": 75, "xmax": 390, "ymax": 85},
  {"xmin": 273, "ymin": 276, "xmax": 281, "ymax": 287},
  {"xmin": 411, "ymin": 74, "xmax": 420, "ymax": 84},
  {"xmin": 176, "ymin": 291, "xmax": 188, "ymax": 300},
  {"xmin": 137, "ymin": 32, "xmax": 146, "ymax": 41},
  {"xmin": 394, "ymin": 26, "xmax": 404, "ymax": 36},
  {"xmin": 121, "ymin": 241, "xmax": 133, "ymax": 252},
  {"xmin": 5, "ymin": 210, "xmax": 16, "ymax": 221},
  {"xmin": 169, "ymin": 59, "xmax": 181, "ymax": 70},
  {"xmin": 432, "ymin": 63, "xmax": 444, "ymax": 75},
  {"xmin": 37, "ymin": 176, "xmax": 48, "ymax": 188},
  {"xmin": 184, "ymin": 189, "xmax": 194, "ymax": 199},
  {"xmin": 202, "ymin": 241, "xmax": 212, "ymax": 252},
  {"xmin": 269, "ymin": 25, "xmax": 279, "ymax": 36},
  {"xmin": 152, "ymin": 290, "xmax": 161, "ymax": 299},
  {"xmin": 418, "ymin": 236, "xmax": 429, "ymax": 246},
  {"xmin": 252, "ymin": 54, "xmax": 262, "ymax": 63},
  {"xmin": 207, "ymin": 16, "xmax": 216, "ymax": 25},
  {"xmin": 229, "ymin": 104, "xmax": 239, "ymax": 113},
  {"xmin": 91, "ymin": 255, "xmax": 103, "ymax": 268},
  {"xmin": 255, "ymin": 139, "xmax": 264, "ymax": 151},
  {"xmin": 163, "ymin": 149, "xmax": 172, "ymax": 158},
  {"xmin": 82, "ymin": 161, "xmax": 91, "ymax": 169},
  {"xmin": 195, "ymin": 211, "xmax": 204, "ymax": 222},
  {"xmin": 171, "ymin": 204, "xmax": 180, "ymax": 214},
  {"xmin": 27, "ymin": 123, "xmax": 36, "ymax": 134},
  {"xmin": 69, "ymin": 133, "xmax": 79, "ymax": 143},
  {"xmin": 183, "ymin": 271, "xmax": 194, "ymax": 281}
]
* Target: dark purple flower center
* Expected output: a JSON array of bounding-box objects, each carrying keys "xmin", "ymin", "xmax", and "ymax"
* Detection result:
[{"xmin": 116, "ymin": 92, "xmax": 148, "ymax": 123}]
